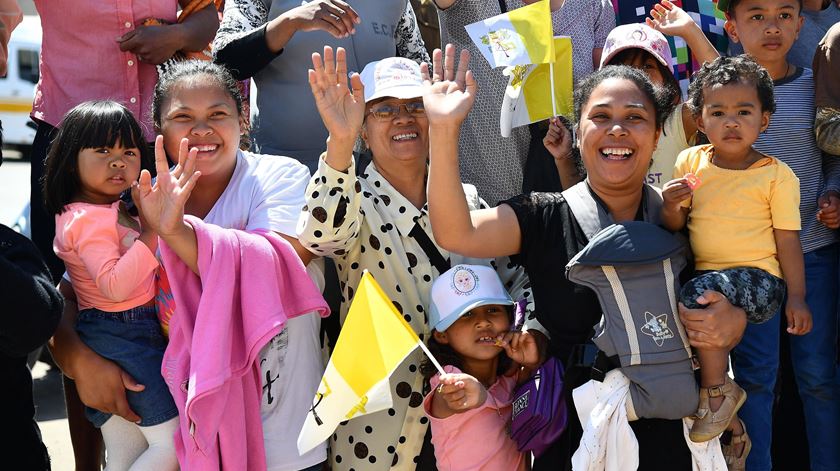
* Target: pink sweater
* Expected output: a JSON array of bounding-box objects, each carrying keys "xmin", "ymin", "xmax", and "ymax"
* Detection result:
[
  {"xmin": 160, "ymin": 216, "xmax": 329, "ymax": 471},
  {"xmin": 53, "ymin": 202, "xmax": 157, "ymax": 311},
  {"xmin": 423, "ymin": 366, "xmax": 527, "ymax": 471}
]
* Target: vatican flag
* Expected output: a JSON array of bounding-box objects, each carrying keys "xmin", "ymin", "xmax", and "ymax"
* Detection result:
[
  {"xmin": 500, "ymin": 36, "xmax": 574, "ymax": 138},
  {"xmin": 297, "ymin": 272, "xmax": 437, "ymax": 454},
  {"xmin": 465, "ymin": 0, "xmax": 554, "ymax": 68}
]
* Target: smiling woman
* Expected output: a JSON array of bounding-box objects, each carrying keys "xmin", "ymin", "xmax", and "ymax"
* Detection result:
[
  {"xmin": 425, "ymin": 61, "xmax": 749, "ymax": 470},
  {"xmin": 297, "ymin": 46, "xmax": 535, "ymax": 470}
]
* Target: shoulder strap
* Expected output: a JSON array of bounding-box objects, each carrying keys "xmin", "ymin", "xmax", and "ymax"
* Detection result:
[
  {"xmin": 498, "ymin": 0, "xmax": 508, "ymax": 13},
  {"xmin": 562, "ymin": 181, "xmax": 665, "ymax": 239},
  {"xmin": 561, "ymin": 181, "xmax": 613, "ymax": 240},
  {"xmin": 409, "ymin": 223, "xmax": 450, "ymax": 275}
]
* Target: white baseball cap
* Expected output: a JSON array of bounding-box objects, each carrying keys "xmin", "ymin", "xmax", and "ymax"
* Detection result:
[
  {"xmin": 360, "ymin": 57, "xmax": 424, "ymax": 103},
  {"xmin": 429, "ymin": 264, "xmax": 514, "ymax": 332}
]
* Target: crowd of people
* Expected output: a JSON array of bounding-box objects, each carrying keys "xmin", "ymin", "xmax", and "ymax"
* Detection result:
[{"xmin": 1, "ymin": 0, "xmax": 839, "ymax": 470}]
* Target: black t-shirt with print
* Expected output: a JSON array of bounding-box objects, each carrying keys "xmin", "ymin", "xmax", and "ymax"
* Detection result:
[{"xmin": 503, "ymin": 191, "xmax": 692, "ymax": 471}]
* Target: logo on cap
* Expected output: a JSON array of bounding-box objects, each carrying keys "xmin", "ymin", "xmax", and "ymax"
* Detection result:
[{"xmin": 451, "ymin": 266, "xmax": 479, "ymax": 295}]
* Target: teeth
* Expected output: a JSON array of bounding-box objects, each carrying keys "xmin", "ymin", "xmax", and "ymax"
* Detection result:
[
  {"xmin": 191, "ymin": 145, "xmax": 217, "ymax": 152},
  {"xmin": 601, "ymin": 148, "xmax": 633, "ymax": 155},
  {"xmin": 392, "ymin": 133, "xmax": 417, "ymax": 141}
]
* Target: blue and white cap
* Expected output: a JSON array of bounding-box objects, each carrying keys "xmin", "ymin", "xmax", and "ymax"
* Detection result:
[{"xmin": 429, "ymin": 264, "xmax": 514, "ymax": 332}]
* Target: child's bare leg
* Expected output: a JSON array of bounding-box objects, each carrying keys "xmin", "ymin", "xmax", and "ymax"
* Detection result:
[{"xmin": 697, "ymin": 347, "xmax": 730, "ymax": 412}]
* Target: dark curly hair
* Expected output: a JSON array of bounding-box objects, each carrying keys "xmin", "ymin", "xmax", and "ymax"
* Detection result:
[
  {"xmin": 687, "ymin": 54, "xmax": 775, "ymax": 117},
  {"xmin": 152, "ymin": 60, "xmax": 244, "ymax": 131},
  {"xmin": 41, "ymin": 101, "xmax": 152, "ymax": 215}
]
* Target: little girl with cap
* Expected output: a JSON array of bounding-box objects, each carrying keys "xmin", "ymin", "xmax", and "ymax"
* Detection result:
[{"xmin": 421, "ymin": 264, "xmax": 543, "ymax": 471}]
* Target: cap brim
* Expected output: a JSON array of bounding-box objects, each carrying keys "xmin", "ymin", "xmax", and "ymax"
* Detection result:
[
  {"xmin": 433, "ymin": 298, "xmax": 515, "ymax": 332},
  {"xmin": 600, "ymin": 44, "xmax": 672, "ymax": 70},
  {"xmin": 365, "ymin": 84, "xmax": 424, "ymax": 103}
]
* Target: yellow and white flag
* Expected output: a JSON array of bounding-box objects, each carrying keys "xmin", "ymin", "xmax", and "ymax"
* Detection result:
[
  {"xmin": 465, "ymin": 0, "xmax": 554, "ymax": 68},
  {"xmin": 500, "ymin": 36, "xmax": 574, "ymax": 137},
  {"xmin": 297, "ymin": 272, "xmax": 425, "ymax": 455}
]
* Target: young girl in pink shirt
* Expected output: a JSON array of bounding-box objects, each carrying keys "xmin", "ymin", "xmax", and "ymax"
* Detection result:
[
  {"xmin": 42, "ymin": 101, "xmax": 179, "ymax": 471},
  {"xmin": 422, "ymin": 264, "xmax": 543, "ymax": 470}
]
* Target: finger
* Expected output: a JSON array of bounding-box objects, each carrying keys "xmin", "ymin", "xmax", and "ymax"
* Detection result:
[
  {"xmin": 662, "ymin": 0, "xmax": 675, "ymax": 9},
  {"xmin": 138, "ymin": 169, "xmax": 153, "ymax": 192},
  {"xmin": 465, "ymin": 70, "xmax": 478, "ymax": 96},
  {"xmin": 119, "ymin": 34, "xmax": 142, "ymax": 53},
  {"xmin": 335, "ymin": 47, "xmax": 348, "ymax": 85},
  {"xmin": 178, "ymin": 170, "xmax": 202, "ymax": 202},
  {"xmin": 178, "ymin": 137, "xmax": 190, "ymax": 170},
  {"xmin": 153, "ymin": 136, "xmax": 170, "ymax": 179},
  {"xmin": 653, "ymin": 3, "xmax": 668, "ymax": 14},
  {"xmin": 323, "ymin": 46, "xmax": 336, "ymax": 79},
  {"xmin": 311, "ymin": 51, "xmax": 324, "ymax": 72},
  {"xmin": 432, "ymin": 48, "xmax": 443, "ymax": 82},
  {"xmin": 645, "ymin": 17, "xmax": 658, "ymax": 29},
  {"xmin": 178, "ymin": 148, "xmax": 199, "ymax": 187},
  {"xmin": 455, "ymin": 48, "xmax": 470, "ymax": 89},
  {"xmin": 443, "ymin": 43, "xmax": 456, "ymax": 82},
  {"xmin": 333, "ymin": 0, "xmax": 361, "ymax": 24},
  {"xmin": 327, "ymin": 1, "xmax": 357, "ymax": 35},
  {"xmin": 349, "ymin": 73, "xmax": 365, "ymax": 103},
  {"xmin": 420, "ymin": 61, "xmax": 431, "ymax": 83},
  {"xmin": 115, "ymin": 399, "xmax": 142, "ymax": 423},
  {"xmin": 316, "ymin": 12, "xmax": 347, "ymax": 38}
]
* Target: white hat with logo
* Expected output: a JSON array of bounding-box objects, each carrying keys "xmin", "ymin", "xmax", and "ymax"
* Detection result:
[
  {"xmin": 360, "ymin": 57, "xmax": 424, "ymax": 103},
  {"xmin": 429, "ymin": 264, "xmax": 514, "ymax": 332}
]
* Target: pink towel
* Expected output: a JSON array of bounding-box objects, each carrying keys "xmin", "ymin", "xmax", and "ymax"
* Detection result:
[{"xmin": 160, "ymin": 216, "xmax": 329, "ymax": 471}]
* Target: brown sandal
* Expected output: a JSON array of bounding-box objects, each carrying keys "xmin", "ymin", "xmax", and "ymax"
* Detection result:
[
  {"xmin": 689, "ymin": 379, "xmax": 747, "ymax": 442},
  {"xmin": 721, "ymin": 419, "xmax": 751, "ymax": 471}
]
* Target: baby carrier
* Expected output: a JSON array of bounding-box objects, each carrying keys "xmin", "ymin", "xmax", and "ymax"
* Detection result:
[{"xmin": 562, "ymin": 181, "xmax": 698, "ymax": 420}]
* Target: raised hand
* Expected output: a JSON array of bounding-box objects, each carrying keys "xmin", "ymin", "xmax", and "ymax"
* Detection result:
[
  {"xmin": 309, "ymin": 46, "xmax": 366, "ymax": 143},
  {"xmin": 421, "ymin": 44, "xmax": 477, "ymax": 127},
  {"xmin": 286, "ymin": 0, "xmax": 360, "ymax": 39},
  {"xmin": 131, "ymin": 136, "xmax": 201, "ymax": 238},
  {"xmin": 647, "ymin": 0, "xmax": 697, "ymax": 38},
  {"xmin": 543, "ymin": 117, "xmax": 573, "ymax": 161}
]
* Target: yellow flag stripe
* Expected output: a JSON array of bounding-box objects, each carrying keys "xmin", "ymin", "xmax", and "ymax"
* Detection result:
[
  {"xmin": 523, "ymin": 37, "xmax": 574, "ymax": 121},
  {"xmin": 331, "ymin": 273, "xmax": 420, "ymax": 397},
  {"xmin": 508, "ymin": 0, "xmax": 553, "ymax": 64}
]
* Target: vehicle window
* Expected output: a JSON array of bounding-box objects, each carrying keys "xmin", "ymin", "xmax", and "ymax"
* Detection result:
[{"xmin": 18, "ymin": 48, "xmax": 39, "ymax": 84}]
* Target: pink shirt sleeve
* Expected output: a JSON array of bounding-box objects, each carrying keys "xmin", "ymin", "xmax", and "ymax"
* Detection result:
[{"xmin": 60, "ymin": 205, "xmax": 158, "ymax": 302}]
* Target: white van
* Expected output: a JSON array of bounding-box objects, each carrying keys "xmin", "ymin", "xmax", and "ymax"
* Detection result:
[{"xmin": 0, "ymin": 16, "xmax": 41, "ymax": 156}]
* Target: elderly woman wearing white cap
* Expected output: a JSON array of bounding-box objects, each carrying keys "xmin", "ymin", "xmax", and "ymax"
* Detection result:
[{"xmin": 296, "ymin": 46, "xmax": 539, "ymax": 470}]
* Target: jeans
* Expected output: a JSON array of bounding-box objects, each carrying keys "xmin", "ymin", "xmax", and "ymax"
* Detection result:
[
  {"xmin": 733, "ymin": 243, "xmax": 840, "ymax": 470},
  {"xmin": 76, "ymin": 306, "xmax": 177, "ymax": 428}
]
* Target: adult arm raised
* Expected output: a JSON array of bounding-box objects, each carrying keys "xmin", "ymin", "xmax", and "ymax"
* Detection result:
[{"xmin": 425, "ymin": 45, "xmax": 521, "ymax": 259}]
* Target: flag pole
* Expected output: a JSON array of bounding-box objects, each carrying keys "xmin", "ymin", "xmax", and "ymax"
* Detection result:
[
  {"xmin": 417, "ymin": 340, "xmax": 447, "ymax": 376},
  {"xmin": 549, "ymin": 61, "xmax": 557, "ymax": 118}
]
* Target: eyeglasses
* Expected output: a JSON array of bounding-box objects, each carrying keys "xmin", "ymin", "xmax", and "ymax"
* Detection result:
[{"xmin": 367, "ymin": 101, "xmax": 425, "ymax": 120}]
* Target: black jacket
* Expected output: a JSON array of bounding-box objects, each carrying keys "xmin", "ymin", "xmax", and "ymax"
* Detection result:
[{"xmin": 0, "ymin": 224, "xmax": 63, "ymax": 470}]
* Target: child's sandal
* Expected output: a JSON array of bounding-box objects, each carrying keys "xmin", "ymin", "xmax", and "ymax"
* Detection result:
[
  {"xmin": 721, "ymin": 419, "xmax": 751, "ymax": 471},
  {"xmin": 689, "ymin": 378, "xmax": 746, "ymax": 442}
]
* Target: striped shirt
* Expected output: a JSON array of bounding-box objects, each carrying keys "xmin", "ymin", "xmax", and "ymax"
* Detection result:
[{"xmin": 753, "ymin": 67, "xmax": 840, "ymax": 253}]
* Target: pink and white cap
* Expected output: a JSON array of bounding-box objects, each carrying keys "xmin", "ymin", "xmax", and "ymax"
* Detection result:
[
  {"xmin": 360, "ymin": 57, "xmax": 424, "ymax": 103},
  {"xmin": 599, "ymin": 23, "xmax": 674, "ymax": 70}
]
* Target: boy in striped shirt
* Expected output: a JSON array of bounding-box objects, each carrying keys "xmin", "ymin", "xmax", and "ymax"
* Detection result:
[{"xmin": 723, "ymin": 1, "xmax": 840, "ymax": 470}]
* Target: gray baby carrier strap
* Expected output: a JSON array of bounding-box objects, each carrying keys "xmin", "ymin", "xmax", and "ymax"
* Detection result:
[{"xmin": 562, "ymin": 182, "xmax": 698, "ymax": 420}]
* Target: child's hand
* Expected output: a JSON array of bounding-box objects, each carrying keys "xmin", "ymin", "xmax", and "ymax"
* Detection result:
[
  {"xmin": 542, "ymin": 116, "xmax": 573, "ymax": 161},
  {"xmin": 498, "ymin": 330, "xmax": 543, "ymax": 369},
  {"xmin": 662, "ymin": 177, "xmax": 693, "ymax": 210},
  {"xmin": 435, "ymin": 373, "xmax": 488, "ymax": 413},
  {"xmin": 646, "ymin": 0, "xmax": 695, "ymax": 38},
  {"xmin": 816, "ymin": 192, "xmax": 840, "ymax": 229},
  {"xmin": 785, "ymin": 297, "xmax": 812, "ymax": 335}
]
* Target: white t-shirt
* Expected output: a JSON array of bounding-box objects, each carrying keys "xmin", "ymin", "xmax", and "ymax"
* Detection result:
[{"xmin": 204, "ymin": 150, "xmax": 327, "ymax": 471}]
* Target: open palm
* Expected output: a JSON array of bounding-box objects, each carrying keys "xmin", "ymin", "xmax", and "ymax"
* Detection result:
[
  {"xmin": 131, "ymin": 136, "xmax": 201, "ymax": 237},
  {"xmin": 647, "ymin": 0, "xmax": 694, "ymax": 36},
  {"xmin": 421, "ymin": 45, "xmax": 477, "ymax": 127},
  {"xmin": 308, "ymin": 46, "xmax": 365, "ymax": 143}
]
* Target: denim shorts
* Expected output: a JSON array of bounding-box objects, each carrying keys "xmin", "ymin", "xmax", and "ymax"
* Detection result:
[
  {"xmin": 679, "ymin": 267, "xmax": 786, "ymax": 324},
  {"xmin": 76, "ymin": 306, "xmax": 178, "ymax": 427}
]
